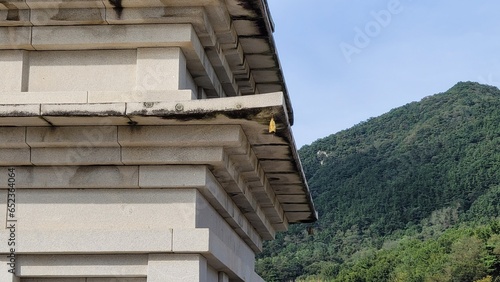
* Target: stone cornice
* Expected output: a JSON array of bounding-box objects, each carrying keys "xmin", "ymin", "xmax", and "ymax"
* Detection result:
[{"xmin": 0, "ymin": 92, "xmax": 318, "ymax": 228}]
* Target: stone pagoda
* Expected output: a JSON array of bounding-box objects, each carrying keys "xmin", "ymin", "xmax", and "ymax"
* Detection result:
[{"xmin": 0, "ymin": 1, "xmax": 317, "ymax": 281}]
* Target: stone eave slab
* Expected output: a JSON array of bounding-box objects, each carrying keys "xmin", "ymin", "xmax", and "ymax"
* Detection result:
[{"xmin": 0, "ymin": 92, "xmax": 317, "ymax": 223}]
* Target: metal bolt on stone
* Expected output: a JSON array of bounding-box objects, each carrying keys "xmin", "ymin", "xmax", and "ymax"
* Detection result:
[{"xmin": 175, "ymin": 103, "xmax": 184, "ymax": 112}]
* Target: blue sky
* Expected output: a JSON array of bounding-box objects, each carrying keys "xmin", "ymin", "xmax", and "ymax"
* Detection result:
[{"xmin": 267, "ymin": 0, "xmax": 500, "ymax": 147}]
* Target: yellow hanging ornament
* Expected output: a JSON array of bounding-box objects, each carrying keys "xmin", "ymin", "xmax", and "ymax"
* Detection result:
[{"xmin": 269, "ymin": 117, "xmax": 276, "ymax": 133}]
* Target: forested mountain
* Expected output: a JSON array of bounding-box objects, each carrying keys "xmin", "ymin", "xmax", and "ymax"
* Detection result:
[{"xmin": 257, "ymin": 82, "xmax": 500, "ymax": 281}]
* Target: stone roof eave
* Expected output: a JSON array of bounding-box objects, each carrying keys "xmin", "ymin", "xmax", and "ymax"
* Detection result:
[{"xmin": 0, "ymin": 92, "xmax": 317, "ymax": 224}]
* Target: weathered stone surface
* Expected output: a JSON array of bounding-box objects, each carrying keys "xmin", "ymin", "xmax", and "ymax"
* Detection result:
[
  {"xmin": 260, "ymin": 160, "xmax": 296, "ymax": 173},
  {"xmin": 0, "ymin": 166, "xmax": 139, "ymax": 189},
  {"xmin": 0, "ymin": 127, "xmax": 27, "ymax": 148},
  {"xmin": 0, "ymin": 256, "xmax": 20, "ymax": 281},
  {"xmin": 219, "ymin": 272, "xmax": 229, "ymax": 282},
  {"xmin": 27, "ymin": 126, "xmax": 118, "ymax": 147},
  {"xmin": 21, "ymin": 279, "xmax": 146, "ymax": 282},
  {"xmin": 0, "ymin": 104, "xmax": 40, "ymax": 117},
  {"xmin": 0, "ymin": 50, "xmax": 29, "ymax": 91},
  {"xmin": 207, "ymin": 266, "xmax": 219, "ymax": 282},
  {"xmin": 276, "ymin": 194, "xmax": 308, "ymax": 203},
  {"xmin": 21, "ymin": 279, "xmax": 85, "ymax": 282},
  {"xmin": 0, "ymin": 116, "xmax": 49, "ymax": 126},
  {"xmin": 25, "ymin": 0, "xmax": 104, "ymax": 9},
  {"xmin": 16, "ymin": 189, "xmax": 197, "ymax": 230},
  {"xmin": 42, "ymin": 116, "xmax": 131, "ymax": 126},
  {"xmin": 0, "ymin": 148, "xmax": 31, "ymax": 165},
  {"xmin": 136, "ymin": 47, "xmax": 190, "ymax": 91},
  {"xmin": 172, "ymin": 228, "xmax": 210, "ymax": 252},
  {"xmin": 253, "ymin": 145, "xmax": 293, "ymax": 160},
  {"xmin": 0, "ymin": 91, "xmax": 87, "ymax": 104},
  {"xmin": 118, "ymin": 125, "xmax": 243, "ymax": 147},
  {"xmin": 286, "ymin": 212, "xmax": 317, "ymax": 223},
  {"xmin": 0, "ymin": 7, "xmax": 30, "ymax": 27},
  {"xmin": 88, "ymin": 90, "xmax": 195, "ymax": 103},
  {"xmin": 139, "ymin": 165, "xmax": 263, "ymax": 252},
  {"xmin": 282, "ymin": 204, "xmax": 312, "ymax": 212},
  {"xmin": 87, "ymin": 279, "xmax": 146, "ymax": 282},
  {"xmin": 0, "ymin": 274, "xmax": 18, "ymax": 282},
  {"xmin": 41, "ymin": 103, "xmax": 126, "ymax": 116},
  {"xmin": 0, "ymin": 27, "xmax": 32, "ymax": 50},
  {"xmin": 139, "ymin": 165, "xmax": 208, "ymax": 188},
  {"xmin": 31, "ymin": 147, "xmax": 122, "ymax": 165},
  {"xmin": 196, "ymin": 193, "xmax": 257, "ymax": 268},
  {"xmin": 147, "ymin": 254, "xmax": 208, "ymax": 282},
  {"xmin": 31, "ymin": 24, "xmax": 194, "ymax": 50},
  {"xmin": 17, "ymin": 229, "xmax": 173, "ymax": 253},
  {"xmin": 17, "ymin": 254, "xmax": 148, "ymax": 277},
  {"xmin": 30, "ymin": 7, "xmax": 106, "ymax": 26},
  {"xmin": 121, "ymin": 147, "xmax": 224, "ymax": 165},
  {"xmin": 29, "ymin": 50, "xmax": 136, "ymax": 92}
]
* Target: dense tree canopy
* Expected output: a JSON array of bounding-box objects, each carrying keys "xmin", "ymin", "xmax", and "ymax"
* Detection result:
[{"xmin": 257, "ymin": 82, "xmax": 500, "ymax": 281}]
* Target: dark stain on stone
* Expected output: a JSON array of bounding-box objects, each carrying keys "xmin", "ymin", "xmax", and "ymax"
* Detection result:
[
  {"xmin": 51, "ymin": 7, "xmax": 104, "ymax": 23},
  {"xmin": 297, "ymin": 217, "xmax": 317, "ymax": 224},
  {"xmin": 157, "ymin": 111, "xmax": 218, "ymax": 122},
  {"xmin": 108, "ymin": 0, "xmax": 123, "ymax": 19},
  {"xmin": 273, "ymin": 127, "xmax": 290, "ymax": 141},
  {"xmin": 160, "ymin": 0, "xmax": 171, "ymax": 18},
  {"xmin": 0, "ymin": 1, "xmax": 20, "ymax": 21},
  {"xmin": 44, "ymin": 110, "xmax": 123, "ymax": 116},
  {"xmin": 235, "ymin": 0, "xmax": 260, "ymax": 16},
  {"xmin": 0, "ymin": 111, "xmax": 34, "ymax": 117},
  {"xmin": 222, "ymin": 108, "xmax": 261, "ymax": 120},
  {"xmin": 234, "ymin": 0, "xmax": 269, "ymax": 37}
]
